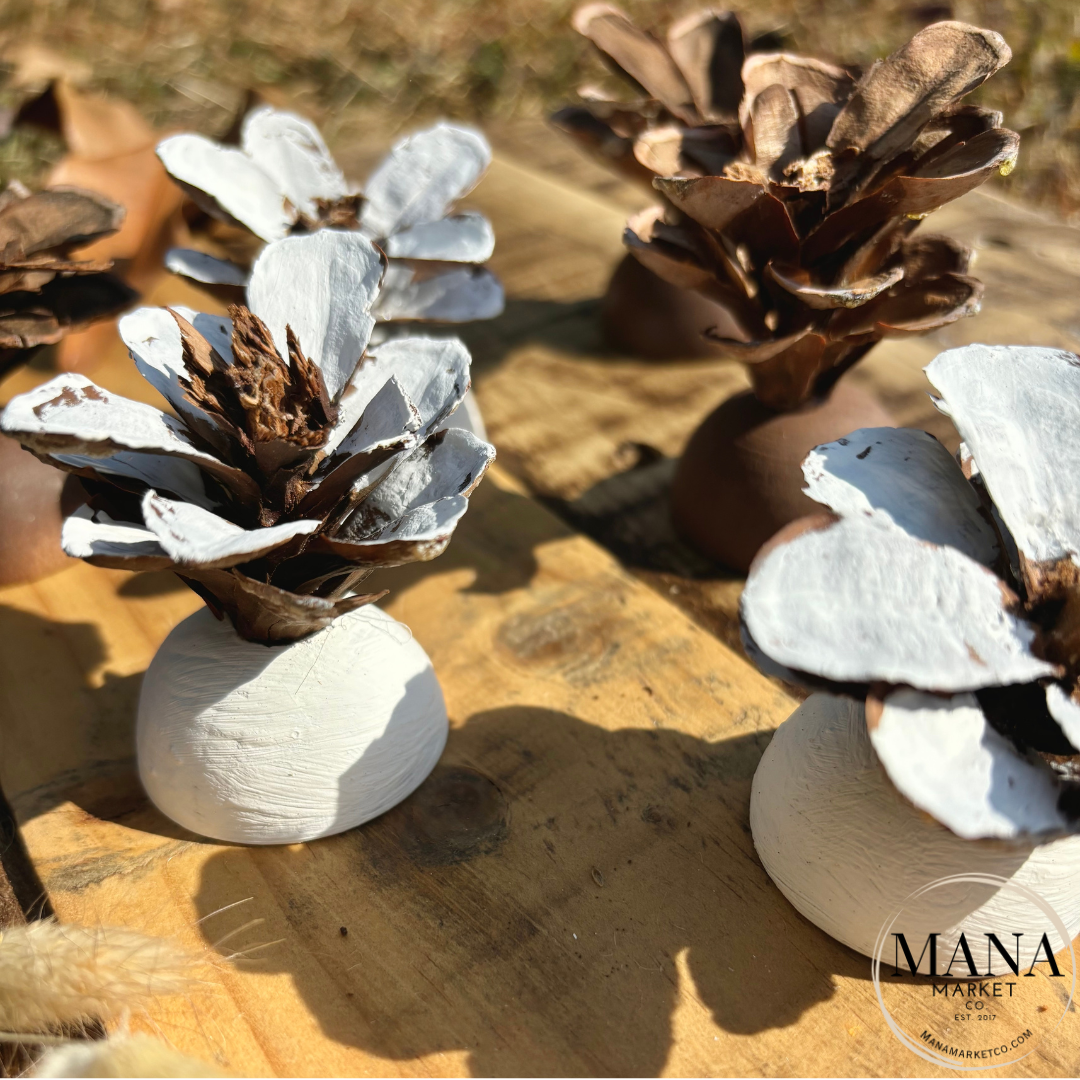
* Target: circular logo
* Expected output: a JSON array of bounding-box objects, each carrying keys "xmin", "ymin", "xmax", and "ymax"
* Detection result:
[{"xmin": 871, "ymin": 873, "xmax": 1076, "ymax": 1070}]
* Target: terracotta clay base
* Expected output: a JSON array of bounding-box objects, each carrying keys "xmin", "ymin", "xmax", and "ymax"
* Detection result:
[
  {"xmin": 0, "ymin": 434, "xmax": 83, "ymax": 587},
  {"xmin": 601, "ymin": 254, "xmax": 745, "ymax": 360},
  {"xmin": 670, "ymin": 380, "xmax": 894, "ymax": 572}
]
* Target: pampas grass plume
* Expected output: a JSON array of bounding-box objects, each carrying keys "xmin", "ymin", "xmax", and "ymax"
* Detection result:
[{"xmin": 0, "ymin": 919, "xmax": 200, "ymax": 1034}]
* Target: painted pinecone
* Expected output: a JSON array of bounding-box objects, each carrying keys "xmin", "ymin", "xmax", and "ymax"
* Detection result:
[
  {"xmin": 157, "ymin": 108, "xmax": 504, "ymax": 326},
  {"xmin": 0, "ymin": 182, "xmax": 136, "ymax": 378},
  {"xmin": 0, "ymin": 231, "xmax": 495, "ymax": 645},
  {"xmin": 741, "ymin": 344, "xmax": 1080, "ymax": 840},
  {"xmin": 555, "ymin": 7, "xmax": 1018, "ymax": 409}
]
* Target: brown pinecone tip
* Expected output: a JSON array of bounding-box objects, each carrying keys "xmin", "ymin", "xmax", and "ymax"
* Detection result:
[{"xmin": 172, "ymin": 306, "xmax": 338, "ymax": 470}]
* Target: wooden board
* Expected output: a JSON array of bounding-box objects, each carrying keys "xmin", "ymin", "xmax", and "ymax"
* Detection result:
[
  {"xmin": 1, "ymin": 471, "xmax": 1072, "ymax": 1078},
  {"xmin": 0, "ymin": 121, "xmax": 1078, "ymax": 1075}
]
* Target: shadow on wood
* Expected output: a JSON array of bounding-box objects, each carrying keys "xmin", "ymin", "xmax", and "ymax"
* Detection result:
[
  {"xmin": 554, "ymin": 450, "xmax": 717, "ymax": 579},
  {"xmin": 0, "ymin": 603, "xmax": 198, "ymax": 848},
  {"xmin": 117, "ymin": 570, "xmax": 190, "ymax": 598},
  {"xmin": 455, "ymin": 297, "xmax": 608, "ymax": 379},
  {"xmin": 191, "ymin": 705, "xmax": 868, "ymax": 1076}
]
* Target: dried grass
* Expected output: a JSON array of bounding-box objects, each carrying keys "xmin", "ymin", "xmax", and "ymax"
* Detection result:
[{"xmin": 0, "ymin": 919, "xmax": 201, "ymax": 1038}]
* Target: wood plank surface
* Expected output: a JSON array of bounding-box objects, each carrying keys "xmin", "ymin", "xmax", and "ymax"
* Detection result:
[
  {"xmin": 0, "ymin": 121, "xmax": 1078, "ymax": 1076},
  {"xmin": 2, "ymin": 473, "xmax": 1072, "ymax": 1078}
]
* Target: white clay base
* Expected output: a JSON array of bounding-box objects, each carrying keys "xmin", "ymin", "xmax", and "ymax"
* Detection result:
[
  {"xmin": 750, "ymin": 694, "xmax": 1080, "ymax": 966},
  {"xmin": 138, "ymin": 604, "xmax": 447, "ymax": 844}
]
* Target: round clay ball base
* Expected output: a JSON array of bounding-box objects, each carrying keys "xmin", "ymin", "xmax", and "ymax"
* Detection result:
[
  {"xmin": 750, "ymin": 694, "xmax": 1080, "ymax": 964},
  {"xmin": 601, "ymin": 254, "xmax": 746, "ymax": 360},
  {"xmin": 138, "ymin": 604, "xmax": 448, "ymax": 845},
  {"xmin": 670, "ymin": 380, "xmax": 894, "ymax": 572}
]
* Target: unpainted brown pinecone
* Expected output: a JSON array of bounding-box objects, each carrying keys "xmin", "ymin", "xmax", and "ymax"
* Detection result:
[
  {"xmin": 0, "ymin": 182, "xmax": 136, "ymax": 378},
  {"xmin": 554, "ymin": 7, "xmax": 1018, "ymax": 409}
]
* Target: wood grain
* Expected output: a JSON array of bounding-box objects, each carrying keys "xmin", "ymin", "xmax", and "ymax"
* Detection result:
[{"xmin": 4, "ymin": 472, "xmax": 1072, "ymax": 1077}]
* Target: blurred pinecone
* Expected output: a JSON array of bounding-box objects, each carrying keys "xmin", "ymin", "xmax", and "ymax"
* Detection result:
[
  {"xmin": 0, "ymin": 183, "xmax": 135, "ymax": 379},
  {"xmin": 554, "ymin": 8, "xmax": 1018, "ymax": 409}
]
